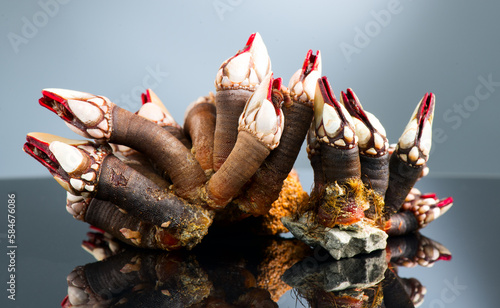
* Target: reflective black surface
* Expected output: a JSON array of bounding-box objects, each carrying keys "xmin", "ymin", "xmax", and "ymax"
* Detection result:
[{"xmin": 0, "ymin": 174, "xmax": 498, "ymax": 307}]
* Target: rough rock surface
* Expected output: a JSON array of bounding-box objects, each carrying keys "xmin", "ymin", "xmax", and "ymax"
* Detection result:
[{"xmin": 282, "ymin": 215, "xmax": 387, "ymax": 260}]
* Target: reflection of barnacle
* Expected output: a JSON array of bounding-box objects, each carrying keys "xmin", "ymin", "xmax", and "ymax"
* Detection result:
[
  {"xmin": 63, "ymin": 250, "xmax": 212, "ymax": 307},
  {"xmin": 387, "ymin": 232, "xmax": 452, "ymax": 268},
  {"xmin": 62, "ymin": 230, "xmax": 311, "ymax": 307},
  {"xmin": 24, "ymin": 32, "xmax": 452, "ymax": 258},
  {"xmin": 62, "ymin": 226, "xmax": 449, "ymax": 307}
]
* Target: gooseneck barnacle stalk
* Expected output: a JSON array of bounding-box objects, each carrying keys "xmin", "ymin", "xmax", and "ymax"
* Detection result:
[{"xmin": 24, "ymin": 32, "xmax": 453, "ymax": 258}]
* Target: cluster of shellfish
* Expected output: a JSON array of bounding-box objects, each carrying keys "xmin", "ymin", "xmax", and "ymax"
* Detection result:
[{"xmin": 24, "ymin": 32, "xmax": 452, "ymax": 255}]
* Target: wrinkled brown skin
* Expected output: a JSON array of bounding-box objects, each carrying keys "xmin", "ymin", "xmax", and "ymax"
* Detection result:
[
  {"xmin": 110, "ymin": 106, "xmax": 206, "ymax": 201},
  {"xmin": 309, "ymin": 147, "xmax": 325, "ymax": 199},
  {"xmin": 96, "ymin": 155, "xmax": 212, "ymax": 232},
  {"xmin": 184, "ymin": 100, "xmax": 217, "ymax": 172},
  {"xmin": 384, "ymin": 153, "xmax": 423, "ymax": 215},
  {"xmin": 360, "ymin": 153, "xmax": 390, "ymax": 221},
  {"xmin": 213, "ymin": 89, "xmax": 253, "ymax": 171},
  {"xmin": 320, "ymin": 145, "xmax": 362, "ymax": 184},
  {"xmin": 360, "ymin": 153, "xmax": 390, "ymax": 198},
  {"xmin": 206, "ymin": 130, "xmax": 270, "ymax": 209},
  {"xmin": 118, "ymin": 151, "xmax": 171, "ymax": 189},
  {"xmin": 87, "ymin": 150, "xmax": 190, "ymax": 249},
  {"xmin": 163, "ymin": 125, "xmax": 192, "ymax": 149},
  {"xmin": 237, "ymin": 100, "xmax": 314, "ymax": 215},
  {"xmin": 84, "ymin": 198, "xmax": 189, "ymax": 250},
  {"xmin": 385, "ymin": 211, "xmax": 419, "ymax": 237}
]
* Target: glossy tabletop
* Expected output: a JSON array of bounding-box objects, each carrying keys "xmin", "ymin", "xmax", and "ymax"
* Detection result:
[{"xmin": 0, "ymin": 172, "xmax": 498, "ymax": 307}]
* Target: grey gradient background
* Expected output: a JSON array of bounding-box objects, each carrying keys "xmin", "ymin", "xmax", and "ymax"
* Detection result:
[
  {"xmin": 1, "ymin": 0, "xmax": 499, "ymax": 179},
  {"xmin": 1, "ymin": 2, "xmax": 499, "ymax": 307}
]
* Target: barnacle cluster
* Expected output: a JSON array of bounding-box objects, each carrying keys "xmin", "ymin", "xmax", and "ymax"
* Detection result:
[{"xmin": 24, "ymin": 33, "xmax": 453, "ymax": 258}]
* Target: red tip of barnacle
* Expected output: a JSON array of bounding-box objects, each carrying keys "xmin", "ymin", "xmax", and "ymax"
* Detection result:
[
  {"xmin": 61, "ymin": 295, "xmax": 70, "ymax": 308},
  {"xmin": 141, "ymin": 93, "xmax": 148, "ymax": 105},
  {"xmin": 241, "ymin": 32, "xmax": 257, "ymax": 53},
  {"xmin": 417, "ymin": 93, "xmax": 432, "ymax": 119},
  {"xmin": 302, "ymin": 49, "xmax": 313, "ymax": 73},
  {"xmin": 41, "ymin": 89, "xmax": 64, "ymax": 102},
  {"xmin": 319, "ymin": 77, "xmax": 354, "ymax": 127},
  {"xmin": 420, "ymin": 193, "xmax": 437, "ymax": 199},
  {"xmin": 319, "ymin": 77, "xmax": 343, "ymax": 111},
  {"xmin": 270, "ymin": 77, "xmax": 284, "ymax": 126},
  {"xmin": 437, "ymin": 197, "xmax": 453, "ymax": 208},
  {"xmin": 141, "ymin": 89, "xmax": 154, "ymax": 105},
  {"xmin": 82, "ymin": 240, "xmax": 96, "ymax": 250},
  {"xmin": 89, "ymin": 225, "xmax": 105, "ymax": 233},
  {"xmin": 272, "ymin": 77, "xmax": 282, "ymax": 91},
  {"xmin": 319, "ymin": 77, "xmax": 337, "ymax": 103},
  {"xmin": 23, "ymin": 143, "xmax": 56, "ymax": 175},
  {"xmin": 301, "ymin": 50, "xmax": 320, "ymax": 78},
  {"xmin": 23, "ymin": 134, "xmax": 61, "ymax": 175},
  {"xmin": 265, "ymin": 73, "xmax": 275, "ymax": 101},
  {"xmin": 416, "ymin": 92, "xmax": 435, "ymax": 138},
  {"xmin": 39, "ymin": 91, "xmax": 74, "ymax": 122},
  {"xmin": 341, "ymin": 88, "xmax": 370, "ymax": 125},
  {"xmin": 38, "ymin": 96, "xmax": 53, "ymax": 110},
  {"xmin": 438, "ymin": 254, "xmax": 452, "ymax": 261}
]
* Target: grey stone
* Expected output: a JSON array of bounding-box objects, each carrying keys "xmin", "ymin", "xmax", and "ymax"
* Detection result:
[{"xmin": 282, "ymin": 215, "xmax": 388, "ymax": 260}]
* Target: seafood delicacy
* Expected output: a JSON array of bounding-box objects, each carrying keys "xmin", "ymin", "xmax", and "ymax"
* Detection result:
[{"xmin": 24, "ymin": 33, "xmax": 452, "ymax": 256}]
